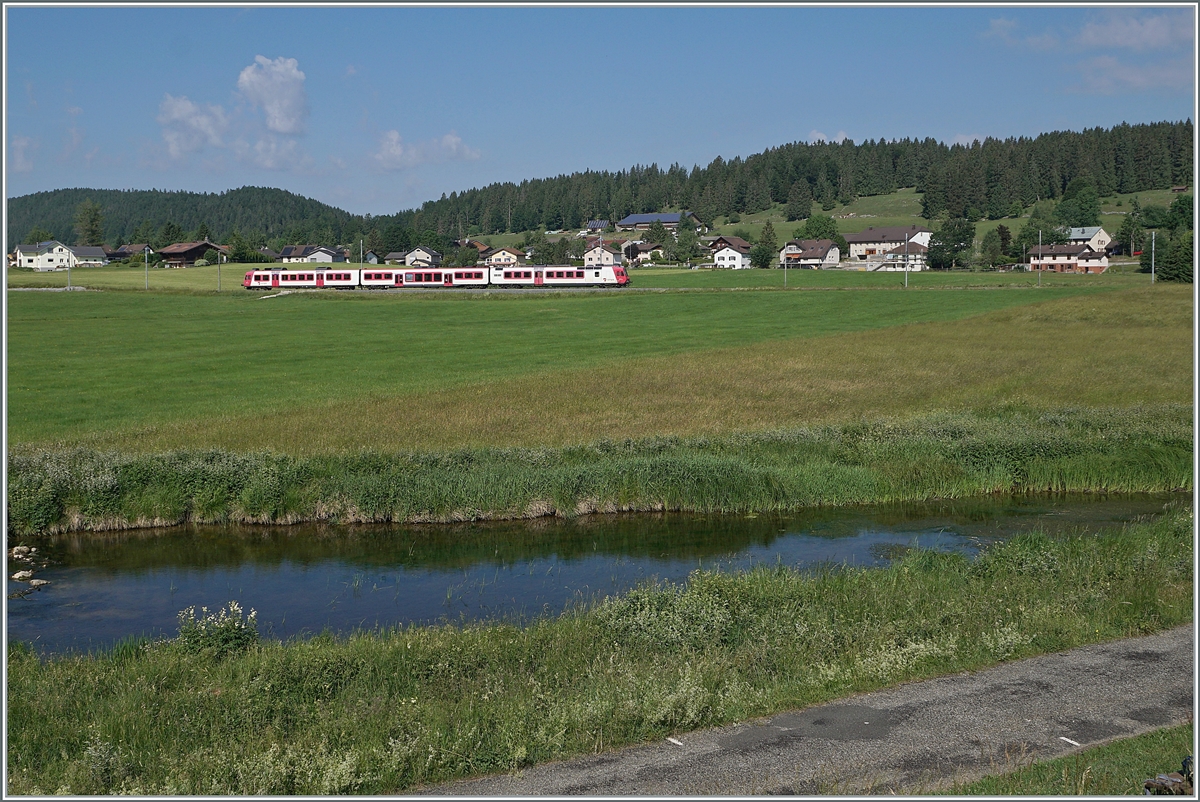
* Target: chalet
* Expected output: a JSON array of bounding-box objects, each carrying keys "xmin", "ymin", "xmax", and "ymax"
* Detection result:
[
  {"xmin": 69, "ymin": 245, "xmax": 109, "ymax": 267},
  {"xmin": 279, "ymin": 245, "xmax": 344, "ymax": 263},
  {"xmin": 623, "ymin": 242, "xmax": 664, "ymax": 263},
  {"xmin": 158, "ymin": 240, "xmax": 229, "ymax": 268},
  {"xmin": 869, "ymin": 241, "xmax": 928, "ymax": 271},
  {"xmin": 713, "ymin": 241, "xmax": 752, "ymax": 269},
  {"xmin": 778, "ymin": 239, "xmax": 840, "ymax": 269},
  {"xmin": 843, "ymin": 225, "xmax": 932, "ymax": 261},
  {"xmin": 616, "ymin": 211, "xmax": 704, "ymax": 232},
  {"xmin": 406, "ymin": 246, "xmax": 442, "ymax": 267},
  {"xmin": 584, "ymin": 244, "xmax": 624, "ymax": 266},
  {"xmin": 384, "ymin": 251, "xmax": 409, "ymax": 264},
  {"xmin": 1066, "ymin": 226, "xmax": 1111, "ymax": 252},
  {"xmin": 115, "ymin": 244, "xmax": 153, "ymax": 259},
  {"xmin": 707, "ymin": 235, "xmax": 752, "ymax": 255},
  {"xmin": 1027, "ymin": 244, "xmax": 1109, "ymax": 274},
  {"xmin": 14, "ymin": 241, "xmax": 75, "ymax": 271},
  {"xmin": 483, "ymin": 247, "xmax": 524, "ymax": 268}
]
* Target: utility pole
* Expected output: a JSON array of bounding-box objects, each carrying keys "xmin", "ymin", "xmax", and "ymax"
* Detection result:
[
  {"xmin": 1037, "ymin": 230, "xmax": 1042, "ymax": 287},
  {"xmin": 144, "ymin": 245, "xmax": 150, "ymax": 290},
  {"xmin": 904, "ymin": 235, "xmax": 909, "ymax": 288},
  {"xmin": 217, "ymin": 251, "xmax": 221, "ymax": 292},
  {"xmin": 1151, "ymin": 230, "xmax": 1156, "ymax": 283}
]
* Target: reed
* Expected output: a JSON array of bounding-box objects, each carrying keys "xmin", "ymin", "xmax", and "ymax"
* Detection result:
[
  {"xmin": 7, "ymin": 405, "xmax": 1191, "ymax": 537},
  {"xmin": 7, "ymin": 506, "xmax": 1191, "ymax": 794}
]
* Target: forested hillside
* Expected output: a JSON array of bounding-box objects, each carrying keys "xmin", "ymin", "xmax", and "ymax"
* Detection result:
[
  {"xmin": 7, "ymin": 186, "xmax": 354, "ymax": 250},
  {"xmin": 7, "ymin": 120, "xmax": 1191, "ymax": 252}
]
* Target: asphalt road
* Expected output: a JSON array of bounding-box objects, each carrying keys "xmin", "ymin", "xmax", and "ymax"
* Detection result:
[{"xmin": 421, "ymin": 625, "xmax": 1194, "ymax": 795}]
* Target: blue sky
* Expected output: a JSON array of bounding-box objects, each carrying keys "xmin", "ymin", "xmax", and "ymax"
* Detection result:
[{"xmin": 5, "ymin": 5, "xmax": 1195, "ymax": 217}]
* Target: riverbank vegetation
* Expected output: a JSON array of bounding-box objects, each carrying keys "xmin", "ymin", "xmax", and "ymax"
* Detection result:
[
  {"xmin": 7, "ymin": 505, "xmax": 1191, "ymax": 794},
  {"xmin": 7, "ymin": 404, "xmax": 1191, "ymax": 537}
]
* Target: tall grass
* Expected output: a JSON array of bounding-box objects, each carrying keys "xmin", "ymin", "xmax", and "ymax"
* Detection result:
[
  {"xmin": 6, "ymin": 506, "xmax": 1191, "ymax": 794},
  {"xmin": 7, "ymin": 405, "xmax": 1191, "ymax": 537}
]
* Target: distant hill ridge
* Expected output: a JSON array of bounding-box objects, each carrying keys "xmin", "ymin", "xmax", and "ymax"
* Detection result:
[{"xmin": 7, "ymin": 119, "xmax": 1192, "ymax": 248}]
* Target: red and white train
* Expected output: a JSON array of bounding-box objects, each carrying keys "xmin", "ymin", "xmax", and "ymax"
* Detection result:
[{"xmin": 243, "ymin": 264, "xmax": 630, "ymax": 290}]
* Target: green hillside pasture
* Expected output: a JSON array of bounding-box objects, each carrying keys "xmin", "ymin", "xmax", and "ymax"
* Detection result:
[
  {"xmin": 9, "ymin": 285, "xmax": 1191, "ymax": 455},
  {"xmin": 6, "ymin": 508, "xmax": 1192, "ymax": 794},
  {"xmin": 7, "ymin": 284, "xmax": 1099, "ymax": 448}
]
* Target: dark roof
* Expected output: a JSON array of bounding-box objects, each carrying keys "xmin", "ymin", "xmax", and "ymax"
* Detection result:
[
  {"xmin": 883, "ymin": 241, "xmax": 928, "ymax": 255},
  {"xmin": 117, "ymin": 243, "xmax": 152, "ymax": 254},
  {"xmin": 158, "ymin": 240, "xmax": 226, "ymax": 255},
  {"xmin": 616, "ymin": 211, "xmax": 700, "ymax": 226},
  {"xmin": 586, "ymin": 220, "xmax": 609, "ymax": 229},
  {"xmin": 69, "ymin": 245, "xmax": 108, "ymax": 259},
  {"xmin": 714, "ymin": 241, "xmax": 751, "ymax": 254},
  {"xmin": 1028, "ymin": 244, "xmax": 1096, "ymax": 257},
  {"xmin": 783, "ymin": 238, "xmax": 837, "ymax": 259},
  {"xmin": 843, "ymin": 225, "xmax": 932, "ymax": 244},
  {"xmin": 410, "ymin": 246, "xmax": 442, "ymax": 257},
  {"xmin": 383, "ymin": 251, "xmax": 409, "ymax": 260},
  {"xmin": 710, "ymin": 235, "xmax": 751, "ymax": 251}
]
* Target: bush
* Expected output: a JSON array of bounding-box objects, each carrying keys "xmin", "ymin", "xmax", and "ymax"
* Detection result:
[
  {"xmin": 173, "ymin": 601, "xmax": 259, "ymax": 658},
  {"xmin": 193, "ymin": 259, "xmax": 209, "ymax": 267}
]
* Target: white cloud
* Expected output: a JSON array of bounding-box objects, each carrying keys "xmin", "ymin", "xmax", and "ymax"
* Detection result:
[
  {"xmin": 1070, "ymin": 55, "xmax": 1195, "ymax": 94},
  {"xmin": 237, "ymin": 55, "xmax": 309, "ymax": 135},
  {"xmin": 373, "ymin": 130, "xmax": 480, "ymax": 170},
  {"xmin": 228, "ymin": 134, "xmax": 308, "ymax": 171},
  {"xmin": 345, "ymin": 65, "xmax": 357, "ymax": 77},
  {"xmin": 982, "ymin": 18, "xmax": 1018, "ymax": 44},
  {"xmin": 10, "ymin": 135, "xmax": 34, "ymax": 172},
  {"xmin": 59, "ymin": 126, "xmax": 84, "ymax": 162},
  {"xmin": 808, "ymin": 130, "xmax": 847, "ymax": 144},
  {"xmin": 1077, "ymin": 11, "xmax": 1194, "ymax": 51},
  {"xmin": 982, "ymin": 17, "xmax": 1059, "ymax": 49},
  {"xmin": 157, "ymin": 93, "xmax": 228, "ymax": 158}
]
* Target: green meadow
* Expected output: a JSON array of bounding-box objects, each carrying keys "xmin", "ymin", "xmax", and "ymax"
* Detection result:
[{"xmin": 8, "ymin": 280, "xmax": 1125, "ymax": 449}]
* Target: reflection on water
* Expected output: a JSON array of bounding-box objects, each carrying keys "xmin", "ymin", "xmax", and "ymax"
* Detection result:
[{"xmin": 7, "ymin": 493, "xmax": 1180, "ymax": 655}]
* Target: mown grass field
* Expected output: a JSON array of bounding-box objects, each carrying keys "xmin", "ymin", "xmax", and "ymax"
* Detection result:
[
  {"xmin": 7, "ymin": 279, "xmax": 1189, "ymax": 454},
  {"xmin": 6, "ymin": 507, "xmax": 1192, "ymax": 794}
]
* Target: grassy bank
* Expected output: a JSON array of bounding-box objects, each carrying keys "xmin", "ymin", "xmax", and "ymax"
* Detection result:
[
  {"xmin": 946, "ymin": 722, "xmax": 1194, "ymax": 795},
  {"xmin": 7, "ymin": 405, "xmax": 1191, "ymax": 537},
  {"xmin": 7, "ymin": 506, "xmax": 1191, "ymax": 794}
]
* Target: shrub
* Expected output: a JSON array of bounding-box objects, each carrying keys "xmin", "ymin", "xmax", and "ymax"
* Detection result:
[{"xmin": 173, "ymin": 601, "xmax": 259, "ymax": 658}]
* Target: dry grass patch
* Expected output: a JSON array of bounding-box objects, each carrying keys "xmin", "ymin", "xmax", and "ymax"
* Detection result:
[{"xmin": 66, "ymin": 286, "xmax": 1191, "ymax": 455}]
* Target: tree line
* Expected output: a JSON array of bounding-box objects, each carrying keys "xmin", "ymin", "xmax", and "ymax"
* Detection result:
[{"xmin": 8, "ymin": 120, "xmax": 1191, "ymax": 259}]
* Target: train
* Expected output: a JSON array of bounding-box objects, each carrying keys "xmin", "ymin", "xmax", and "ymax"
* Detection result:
[{"xmin": 243, "ymin": 263, "xmax": 630, "ymax": 290}]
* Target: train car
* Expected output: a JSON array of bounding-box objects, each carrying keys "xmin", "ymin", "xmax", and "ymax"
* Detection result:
[
  {"xmin": 360, "ymin": 268, "xmax": 400, "ymax": 289},
  {"xmin": 486, "ymin": 264, "xmax": 629, "ymax": 287},
  {"xmin": 488, "ymin": 266, "xmax": 537, "ymax": 287},
  {"xmin": 397, "ymin": 268, "xmax": 488, "ymax": 288},
  {"xmin": 242, "ymin": 268, "xmax": 360, "ymax": 289}
]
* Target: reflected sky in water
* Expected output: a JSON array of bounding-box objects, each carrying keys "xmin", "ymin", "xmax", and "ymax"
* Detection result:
[{"xmin": 7, "ymin": 493, "xmax": 1180, "ymax": 655}]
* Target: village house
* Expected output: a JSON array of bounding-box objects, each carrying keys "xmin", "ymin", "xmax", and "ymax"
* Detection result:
[
  {"xmin": 868, "ymin": 241, "xmax": 928, "ymax": 271},
  {"xmin": 584, "ymin": 244, "xmax": 624, "ymax": 266},
  {"xmin": 843, "ymin": 224, "xmax": 932, "ymax": 261},
  {"xmin": 278, "ymin": 245, "xmax": 345, "ymax": 263},
  {"xmin": 157, "ymin": 240, "xmax": 230, "ymax": 268},
  {"xmin": 778, "ymin": 239, "xmax": 840, "ymax": 269},
  {"xmin": 706, "ymin": 235, "xmax": 752, "ymax": 255},
  {"xmin": 616, "ymin": 211, "xmax": 704, "ymax": 232},
  {"xmin": 623, "ymin": 242, "xmax": 665, "ymax": 263},
  {"xmin": 115, "ymin": 244, "xmax": 153, "ymax": 260},
  {"xmin": 406, "ymin": 246, "xmax": 443, "ymax": 267},
  {"xmin": 713, "ymin": 241, "xmax": 752, "ymax": 269},
  {"xmin": 69, "ymin": 245, "xmax": 109, "ymax": 267},
  {"xmin": 585, "ymin": 219, "xmax": 609, "ymax": 232},
  {"xmin": 257, "ymin": 246, "xmax": 280, "ymax": 262},
  {"xmin": 1066, "ymin": 226, "xmax": 1111, "ymax": 252},
  {"xmin": 14, "ymin": 241, "xmax": 76, "ymax": 271},
  {"xmin": 483, "ymin": 247, "xmax": 525, "ymax": 268},
  {"xmin": 1027, "ymin": 244, "xmax": 1109, "ymax": 274},
  {"xmin": 362, "ymin": 250, "xmax": 381, "ymax": 264},
  {"xmin": 383, "ymin": 251, "xmax": 409, "ymax": 264}
]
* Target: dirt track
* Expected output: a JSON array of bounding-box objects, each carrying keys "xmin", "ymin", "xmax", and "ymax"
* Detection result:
[{"xmin": 422, "ymin": 625, "xmax": 1194, "ymax": 795}]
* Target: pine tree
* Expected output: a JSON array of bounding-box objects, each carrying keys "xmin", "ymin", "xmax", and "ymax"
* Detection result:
[
  {"xmin": 157, "ymin": 221, "xmax": 183, "ymax": 248},
  {"xmin": 785, "ymin": 181, "xmax": 813, "ymax": 221},
  {"xmin": 73, "ymin": 199, "xmax": 104, "ymax": 245},
  {"xmin": 1158, "ymin": 229, "xmax": 1193, "ymax": 283}
]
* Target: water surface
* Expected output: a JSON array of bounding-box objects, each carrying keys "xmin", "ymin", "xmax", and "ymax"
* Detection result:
[{"xmin": 7, "ymin": 493, "xmax": 1179, "ymax": 655}]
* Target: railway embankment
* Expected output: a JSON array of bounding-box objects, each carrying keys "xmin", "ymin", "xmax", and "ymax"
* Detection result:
[{"xmin": 6, "ymin": 404, "xmax": 1191, "ymax": 537}]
